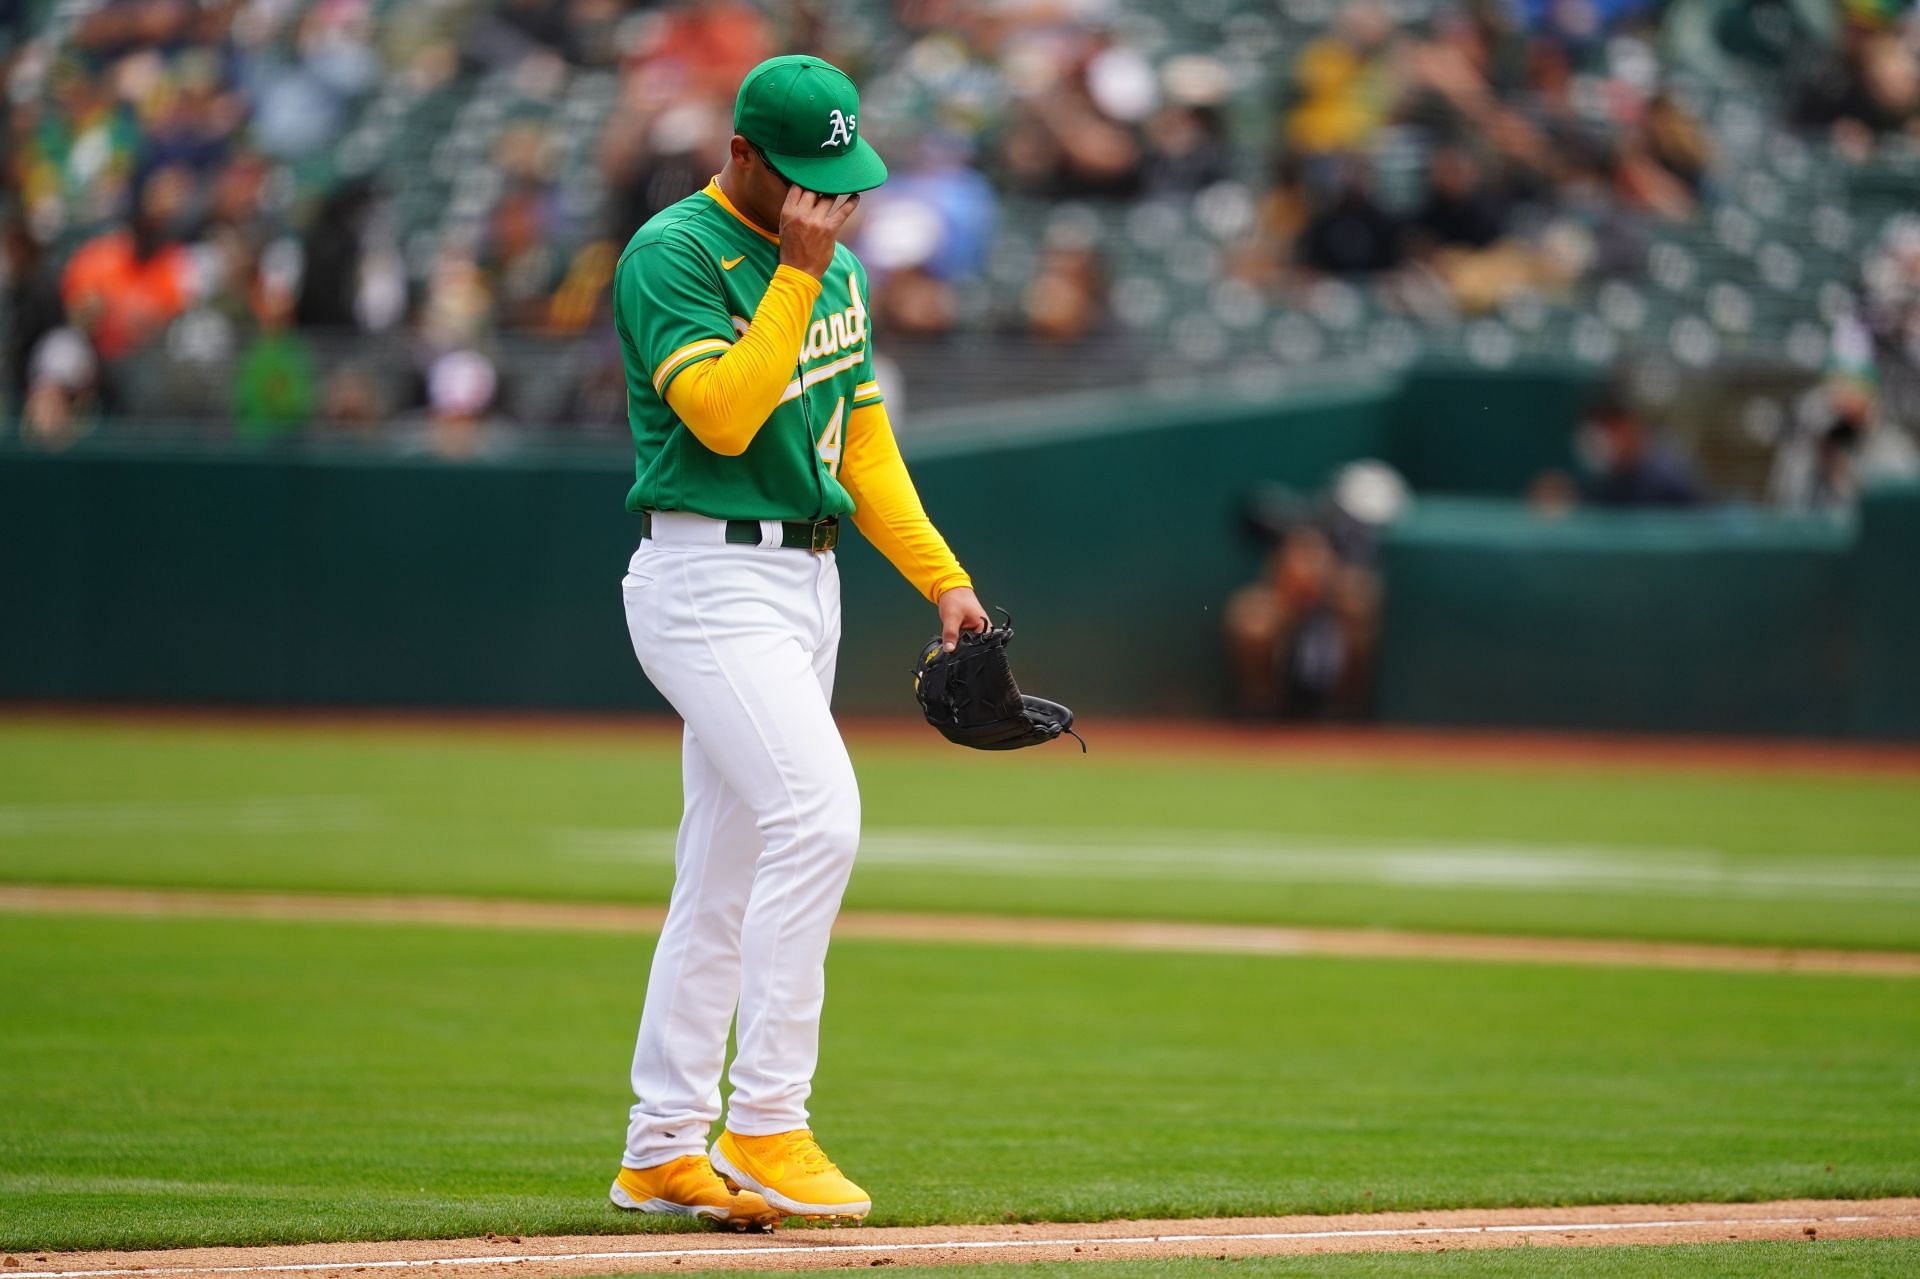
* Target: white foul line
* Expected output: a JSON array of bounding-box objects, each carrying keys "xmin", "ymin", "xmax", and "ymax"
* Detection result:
[{"xmin": 19, "ymin": 1215, "xmax": 1907, "ymax": 1278}]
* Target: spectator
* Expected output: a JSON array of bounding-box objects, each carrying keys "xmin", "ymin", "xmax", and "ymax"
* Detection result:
[
  {"xmin": 295, "ymin": 180, "xmax": 398, "ymax": 332},
  {"xmin": 1230, "ymin": 154, "xmax": 1313, "ymax": 287},
  {"xmin": 1527, "ymin": 468, "xmax": 1579, "ymax": 518},
  {"xmin": 999, "ymin": 36, "xmax": 1149, "ymax": 199},
  {"xmin": 1795, "ymin": 14, "xmax": 1920, "ymax": 158},
  {"xmin": 203, "ymin": 152, "xmax": 275, "ymax": 251},
  {"xmin": 233, "ymin": 279, "xmax": 317, "ymax": 443},
  {"xmin": 70, "ymin": 0, "xmax": 197, "ymax": 61},
  {"xmin": 1402, "ymin": 145, "xmax": 1556, "ymax": 313},
  {"xmin": 395, "ymin": 349, "xmax": 517, "ymax": 461},
  {"xmin": 546, "ymin": 240, "xmax": 618, "ymax": 335},
  {"xmin": 20, "ymin": 326, "xmax": 102, "ymax": 450},
  {"xmin": 4, "ymin": 220, "xmax": 66, "ymax": 413},
  {"xmin": 1577, "ymin": 383, "xmax": 1708, "ymax": 507},
  {"xmin": 248, "ymin": 0, "xmax": 380, "ymax": 162},
  {"xmin": 1284, "ymin": 2, "xmax": 1397, "ymax": 157},
  {"xmin": 856, "ymin": 133, "xmax": 998, "ymax": 339},
  {"xmin": 1606, "ymin": 130, "xmax": 1699, "ymax": 222},
  {"xmin": 1298, "ymin": 162, "xmax": 1401, "ymax": 276},
  {"xmin": 632, "ymin": 0, "xmax": 773, "ymax": 101},
  {"xmin": 1146, "ymin": 53, "xmax": 1235, "ymax": 195},
  {"xmin": 559, "ymin": 328, "xmax": 630, "ymax": 434},
  {"xmin": 1771, "ymin": 361, "xmax": 1920, "ymax": 511},
  {"xmin": 1407, "ymin": 145, "xmax": 1509, "ymax": 251},
  {"xmin": 484, "ymin": 184, "xmax": 562, "ymax": 331},
  {"xmin": 1398, "ymin": 8, "xmax": 1507, "ymax": 141},
  {"xmin": 61, "ymin": 171, "xmax": 195, "ymax": 360},
  {"xmin": 1860, "ymin": 216, "xmax": 1920, "ymax": 377},
  {"xmin": 1141, "ymin": 103, "xmax": 1230, "ymax": 197},
  {"xmin": 860, "ymin": 135, "xmax": 997, "ymax": 282},
  {"xmin": 1642, "ymin": 89, "xmax": 1713, "ymax": 195},
  {"xmin": 1023, "ymin": 242, "xmax": 1104, "ymax": 344},
  {"xmin": 1225, "ymin": 462, "xmax": 1402, "ymax": 719},
  {"xmin": 417, "ymin": 246, "xmax": 495, "ymax": 354},
  {"xmin": 467, "ymin": 0, "xmax": 574, "ymax": 71},
  {"xmin": 563, "ymin": 0, "xmax": 626, "ymax": 69},
  {"xmin": 16, "ymin": 56, "xmax": 141, "ymax": 230},
  {"xmin": 316, "ymin": 361, "xmax": 391, "ymax": 436},
  {"xmin": 604, "ymin": 102, "xmax": 726, "ymax": 239}
]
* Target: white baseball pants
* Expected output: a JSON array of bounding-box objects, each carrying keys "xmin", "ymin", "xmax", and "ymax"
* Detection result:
[{"xmin": 618, "ymin": 516, "xmax": 860, "ymax": 1170}]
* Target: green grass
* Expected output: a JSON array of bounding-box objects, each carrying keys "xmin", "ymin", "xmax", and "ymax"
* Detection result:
[
  {"xmin": 663, "ymin": 1240, "xmax": 1920, "ymax": 1279},
  {"xmin": 2, "ymin": 913, "xmax": 1915, "ymax": 1251},
  {"xmin": 2, "ymin": 719, "xmax": 1919, "ymax": 949}
]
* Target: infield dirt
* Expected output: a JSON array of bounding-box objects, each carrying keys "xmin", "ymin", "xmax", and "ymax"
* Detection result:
[
  {"xmin": 4, "ymin": 884, "xmax": 1918, "ymax": 977},
  {"xmin": 12, "ymin": 1200, "xmax": 1918, "ymax": 1277}
]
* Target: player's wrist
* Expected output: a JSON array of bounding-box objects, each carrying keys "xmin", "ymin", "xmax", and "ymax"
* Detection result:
[
  {"xmin": 933, "ymin": 578, "xmax": 976, "ymax": 606},
  {"xmin": 776, "ymin": 253, "xmax": 829, "ymax": 281},
  {"xmin": 771, "ymin": 263, "xmax": 826, "ymax": 291}
]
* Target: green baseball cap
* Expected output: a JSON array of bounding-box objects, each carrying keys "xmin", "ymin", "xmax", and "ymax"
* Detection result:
[{"xmin": 734, "ymin": 54, "xmax": 888, "ymax": 196}]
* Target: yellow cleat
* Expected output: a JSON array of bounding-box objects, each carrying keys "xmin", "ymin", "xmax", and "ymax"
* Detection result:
[
  {"xmin": 609, "ymin": 1154, "xmax": 782, "ymax": 1231},
  {"xmin": 711, "ymin": 1129, "xmax": 871, "ymax": 1222}
]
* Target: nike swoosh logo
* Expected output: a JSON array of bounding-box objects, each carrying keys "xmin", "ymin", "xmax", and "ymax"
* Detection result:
[{"xmin": 721, "ymin": 255, "xmax": 745, "ymax": 270}]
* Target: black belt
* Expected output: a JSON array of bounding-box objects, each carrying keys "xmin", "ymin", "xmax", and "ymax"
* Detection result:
[{"xmin": 641, "ymin": 511, "xmax": 839, "ymax": 553}]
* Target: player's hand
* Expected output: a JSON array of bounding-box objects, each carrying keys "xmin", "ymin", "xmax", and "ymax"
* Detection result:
[
  {"xmin": 778, "ymin": 187, "xmax": 860, "ymax": 280},
  {"xmin": 937, "ymin": 586, "xmax": 990, "ymax": 652}
]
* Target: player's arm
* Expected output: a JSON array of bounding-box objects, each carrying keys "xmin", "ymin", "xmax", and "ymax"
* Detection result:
[
  {"xmin": 658, "ymin": 188, "xmax": 861, "ymax": 456},
  {"xmin": 662, "ymin": 266, "xmax": 818, "ymax": 455},
  {"xmin": 839, "ymin": 399, "xmax": 988, "ymax": 647}
]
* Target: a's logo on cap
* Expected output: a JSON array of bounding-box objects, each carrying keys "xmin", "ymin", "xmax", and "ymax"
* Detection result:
[{"xmin": 821, "ymin": 108, "xmax": 856, "ymax": 149}]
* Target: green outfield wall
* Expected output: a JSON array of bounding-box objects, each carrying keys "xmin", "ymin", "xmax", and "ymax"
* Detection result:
[
  {"xmin": 4, "ymin": 367, "xmax": 1917, "ymax": 737},
  {"xmin": 0, "ymin": 379, "xmax": 1395, "ymax": 719},
  {"xmin": 1374, "ymin": 500, "xmax": 1860, "ymax": 736}
]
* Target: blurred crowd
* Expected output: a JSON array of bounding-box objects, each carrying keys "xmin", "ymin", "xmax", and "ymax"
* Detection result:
[{"xmin": 4, "ymin": 0, "xmax": 1920, "ymax": 485}]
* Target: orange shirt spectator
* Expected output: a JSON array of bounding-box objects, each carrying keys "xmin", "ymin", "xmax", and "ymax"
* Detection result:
[
  {"xmin": 61, "ymin": 230, "xmax": 192, "ymax": 360},
  {"xmin": 643, "ymin": 1, "xmax": 771, "ymax": 98}
]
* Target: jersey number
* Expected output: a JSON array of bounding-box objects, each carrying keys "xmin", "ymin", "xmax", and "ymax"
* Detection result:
[{"xmin": 816, "ymin": 397, "xmax": 845, "ymax": 478}]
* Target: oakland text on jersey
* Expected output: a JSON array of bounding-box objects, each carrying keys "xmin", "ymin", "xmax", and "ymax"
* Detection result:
[
  {"xmin": 803, "ymin": 271, "xmax": 867, "ymax": 362},
  {"xmin": 732, "ymin": 268, "xmax": 868, "ymax": 367}
]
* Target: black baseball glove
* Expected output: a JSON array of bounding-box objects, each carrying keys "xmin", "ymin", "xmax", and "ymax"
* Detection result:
[{"xmin": 913, "ymin": 615, "xmax": 1084, "ymax": 751}]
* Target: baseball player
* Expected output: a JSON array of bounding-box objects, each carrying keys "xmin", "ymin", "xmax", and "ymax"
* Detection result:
[{"xmin": 607, "ymin": 55, "xmax": 987, "ymax": 1228}]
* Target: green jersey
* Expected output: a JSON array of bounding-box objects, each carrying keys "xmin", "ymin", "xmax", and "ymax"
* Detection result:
[{"xmin": 613, "ymin": 181, "xmax": 883, "ymax": 521}]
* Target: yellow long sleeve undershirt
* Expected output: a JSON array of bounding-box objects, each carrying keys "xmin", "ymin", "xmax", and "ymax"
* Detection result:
[
  {"xmin": 663, "ymin": 264, "xmax": 820, "ymax": 456},
  {"xmin": 661, "ymin": 266, "xmax": 969, "ymax": 602},
  {"xmin": 840, "ymin": 400, "xmax": 972, "ymax": 603}
]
